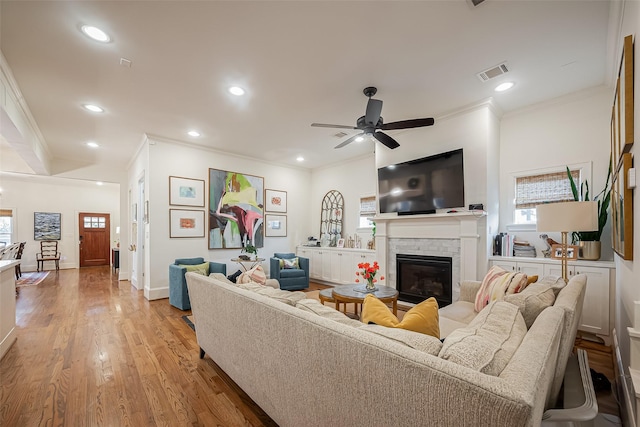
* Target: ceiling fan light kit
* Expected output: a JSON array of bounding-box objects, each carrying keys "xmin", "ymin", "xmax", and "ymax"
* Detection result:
[{"xmin": 311, "ymin": 86, "xmax": 435, "ymax": 150}]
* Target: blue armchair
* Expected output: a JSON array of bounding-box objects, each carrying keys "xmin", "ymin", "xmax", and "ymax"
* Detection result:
[
  {"xmin": 270, "ymin": 252, "xmax": 309, "ymax": 291},
  {"xmin": 169, "ymin": 257, "xmax": 226, "ymax": 310}
]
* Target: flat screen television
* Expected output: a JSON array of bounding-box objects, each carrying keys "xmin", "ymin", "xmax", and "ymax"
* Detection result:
[{"xmin": 378, "ymin": 148, "xmax": 464, "ymax": 215}]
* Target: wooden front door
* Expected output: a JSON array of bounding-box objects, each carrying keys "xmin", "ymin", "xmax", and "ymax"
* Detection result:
[{"xmin": 79, "ymin": 213, "xmax": 110, "ymax": 267}]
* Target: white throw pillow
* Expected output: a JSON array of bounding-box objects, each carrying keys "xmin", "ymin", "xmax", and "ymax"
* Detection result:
[{"xmin": 504, "ymin": 283, "xmax": 556, "ymax": 329}]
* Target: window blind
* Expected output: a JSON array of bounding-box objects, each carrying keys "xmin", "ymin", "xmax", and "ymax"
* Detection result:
[
  {"xmin": 515, "ymin": 170, "xmax": 580, "ymax": 209},
  {"xmin": 359, "ymin": 196, "xmax": 376, "ymax": 215},
  {"xmin": 0, "ymin": 209, "xmax": 12, "ymax": 217}
]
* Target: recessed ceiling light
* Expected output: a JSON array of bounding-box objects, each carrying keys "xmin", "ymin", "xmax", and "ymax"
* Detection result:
[
  {"xmin": 355, "ymin": 136, "xmax": 365, "ymax": 143},
  {"xmin": 296, "ymin": 156, "xmax": 304, "ymax": 162},
  {"xmin": 81, "ymin": 25, "xmax": 111, "ymax": 43},
  {"xmin": 187, "ymin": 130, "xmax": 201, "ymax": 137},
  {"xmin": 86, "ymin": 142, "xmax": 99, "ymax": 148},
  {"xmin": 228, "ymin": 86, "xmax": 245, "ymax": 96},
  {"xmin": 96, "ymin": 181, "xmax": 104, "ymax": 186},
  {"xmin": 495, "ymin": 82, "xmax": 515, "ymax": 92},
  {"xmin": 83, "ymin": 104, "xmax": 104, "ymax": 113}
]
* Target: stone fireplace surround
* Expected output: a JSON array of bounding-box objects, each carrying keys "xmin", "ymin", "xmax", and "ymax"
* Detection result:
[{"xmin": 374, "ymin": 212, "xmax": 485, "ymax": 304}]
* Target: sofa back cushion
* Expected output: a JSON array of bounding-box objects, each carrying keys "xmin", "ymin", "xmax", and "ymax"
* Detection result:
[
  {"xmin": 175, "ymin": 257, "xmax": 205, "ymax": 265},
  {"xmin": 296, "ymin": 298, "xmax": 362, "ymax": 327},
  {"xmin": 439, "ymin": 301, "xmax": 527, "ymax": 376},
  {"xmin": 359, "ymin": 324, "xmax": 443, "ymax": 356},
  {"xmin": 503, "ymin": 283, "xmax": 556, "ymax": 329},
  {"xmin": 274, "ymin": 252, "xmax": 296, "ymax": 260},
  {"xmin": 236, "ymin": 282, "xmax": 306, "ymax": 305}
]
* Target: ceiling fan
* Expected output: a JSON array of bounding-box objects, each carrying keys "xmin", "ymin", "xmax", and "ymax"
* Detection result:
[{"xmin": 311, "ymin": 86, "xmax": 435, "ymax": 149}]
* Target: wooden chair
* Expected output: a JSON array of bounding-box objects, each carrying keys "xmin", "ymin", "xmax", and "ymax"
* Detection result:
[
  {"xmin": 36, "ymin": 240, "xmax": 60, "ymax": 272},
  {"xmin": 14, "ymin": 242, "xmax": 25, "ymax": 279}
]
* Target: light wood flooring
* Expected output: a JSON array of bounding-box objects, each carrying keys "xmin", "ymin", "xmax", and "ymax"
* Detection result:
[{"xmin": 0, "ymin": 270, "xmax": 620, "ymax": 426}]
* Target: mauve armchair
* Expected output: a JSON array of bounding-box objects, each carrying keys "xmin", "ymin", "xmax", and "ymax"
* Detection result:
[
  {"xmin": 169, "ymin": 257, "xmax": 226, "ymax": 310},
  {"xmin": 270, "ymin": 252, "xmax": 309, "ymax": 291}
]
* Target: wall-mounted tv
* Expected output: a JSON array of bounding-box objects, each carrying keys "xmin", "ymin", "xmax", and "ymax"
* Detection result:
[{"xmin": 378, "ymin": 148, "xmax": 464, "ymax": 215}]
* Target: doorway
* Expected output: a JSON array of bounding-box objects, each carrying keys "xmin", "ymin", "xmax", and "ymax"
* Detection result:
[{"xmin": 79, "ymin": 213, "xmax": 111, "ymax": 267}]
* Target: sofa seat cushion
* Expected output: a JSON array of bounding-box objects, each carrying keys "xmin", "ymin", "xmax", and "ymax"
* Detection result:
[
  {"xmin": 295, "ymin": 298, "xmax": 362, "ymax": 327},
  {"xmin": 361, "ymin": 295, "xmax": 440, "ymax": 339},
  {"xmin": 359, "ymin": 324, "xmax": 443, "ymax": 355},
  {"xmin": 504, "ymin": 283, "xmax": 556, "ymax": 329},
  {"xmin": 438, "ymin": 301, "xmax": 476, "ymax": 325},
  {"xmin": 236, "ymin": 282, "xmax": 306, "ymax": 305},
  {"xmin": 439, "ymin": 301, "xmax": 527, "ymax": 376}
]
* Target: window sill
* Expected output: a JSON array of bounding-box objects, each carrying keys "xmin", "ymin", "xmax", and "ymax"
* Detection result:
[{"xmin": 505, "ymin": 224, "xmax": 537, "ymax": 233}]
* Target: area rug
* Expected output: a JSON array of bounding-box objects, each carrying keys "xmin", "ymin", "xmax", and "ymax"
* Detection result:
[{"xmin": 16, "ymin": 271, "xmax": 49, "ymax": 287}]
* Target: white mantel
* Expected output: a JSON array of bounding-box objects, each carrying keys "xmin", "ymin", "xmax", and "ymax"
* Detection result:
[{"xmin": 374, "ymin": 212, "xmax": 487, "ymax": 292}]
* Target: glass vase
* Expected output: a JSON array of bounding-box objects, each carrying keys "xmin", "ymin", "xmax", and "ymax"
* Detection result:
[{"xmin": 366, "ymin": 278, "xmax": 376, "ymax": 291}]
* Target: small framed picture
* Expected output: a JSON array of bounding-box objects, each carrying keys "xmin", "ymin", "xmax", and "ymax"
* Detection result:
[
  {"xmin": 265, "ymin": 214, "xmax": 287, "ymax": 237},
  {"xmin": 170, "ymin": 209, "xmax": 205, "ymax": 238},
  {"xmin": 337, "ymin": 238, "xmax": 345, "ymax": 248},
  {"xmin": 265, "ymin": 189, "xmax": 287, "ymax": 213},
  {"xmin": 551, "ymin": 244, "xmax": 578, "ymax": 260},
  {"xmin": 170, "ymin": 176, "xmax": 205, "ymax": 207}
]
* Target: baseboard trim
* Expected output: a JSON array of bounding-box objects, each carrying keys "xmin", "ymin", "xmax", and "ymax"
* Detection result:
[
  {"xmin": 613, "ymin": 330, "xmax": 635, "ymax": 426},
  {"xmin": 144, "ymin": 286, "xmax": 169, "ymax": 301}
]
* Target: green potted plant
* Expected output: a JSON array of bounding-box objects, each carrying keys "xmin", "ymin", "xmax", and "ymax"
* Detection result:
[
  {"xmin": 240, "ymin": 242, "xmax": 258, "ymax": 260},
  {"xmin": 566, "ymin": 164, "xmax": 611, "ymax": 260}
]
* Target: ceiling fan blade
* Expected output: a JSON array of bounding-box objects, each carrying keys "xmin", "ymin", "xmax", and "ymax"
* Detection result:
[
  {"xmin": 373, "ymin": 131, "xmax": 400, "ymax": 149},
  {"xmin": 334, "ymin": 133, "xmax": 364, "ymax": 149},
  {"xmin": 365, "ymin": 99, "xmax": 383, "ymax": 125},
  {"xmin": 380, "ymin": 117, "xmax": 435, "ymax": 130},
  {"xmin": 311, "ymin": 123, "xmax": 357, "ymax": 130}
]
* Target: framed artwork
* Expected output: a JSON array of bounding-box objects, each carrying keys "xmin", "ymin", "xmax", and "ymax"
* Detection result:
[
  {"xmin": 612, "ymin": 153, "xmax": 634, "ymax": 260},
  {"xmin": 209, "ymin": 168, "xmax": 264, "ymax": 249},
  {"xmin": 265, "ymin": 189, "xmax": 287, "ymax": 213},
  {"xmin": 612, "ymin": 34, "xmax": 634, "ymax": 172},
  {"xmin": 550, "ymin": 244, "xmax": 578, "ymax": 260},
  {"xmin": 337, "ymin": 238, "xmax": 345, "ymax": 248},
  {"xmin": 132, "ymin": 203, "xmax": 137, "ymax": 223},
  {"xmin": 34, "ymin": 212, "xmax": 61, "ymax": 240},
  {"xmin": 265, "ymin": 214, "xmax": 287, "ymax": 237},
  {"xmin": 170, "ymin": 209, "xmax": 205, "ymax": 238},
  {"xmin": 169, "ymin": 176, "xmax": 205, "ymax": 207}
]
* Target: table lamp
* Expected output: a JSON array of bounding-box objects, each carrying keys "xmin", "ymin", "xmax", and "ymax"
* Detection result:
[{"xmin": 536, "ymin": 201, "xmax": 598, "ymax": 282}]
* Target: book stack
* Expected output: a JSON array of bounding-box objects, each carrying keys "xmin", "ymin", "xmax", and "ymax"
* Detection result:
[{"xmin": 513, "ymin": 240, "xmax": 537, "ymax": 258}]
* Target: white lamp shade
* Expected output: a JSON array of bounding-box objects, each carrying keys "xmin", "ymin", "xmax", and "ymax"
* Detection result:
[{"xmin": 536, "ymin": 201, "xmax": 598, "ymax": 232}]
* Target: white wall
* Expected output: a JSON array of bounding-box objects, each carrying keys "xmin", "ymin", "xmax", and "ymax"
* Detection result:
[
  {"xmin": 614, "ymin": 3, "xmax": 640, "ymax": 420},
  {"xmin": 0, "ymin": 173, "xmax": 120, "ymax": 271},
  {"xmin": 499, "ymin": 86, "xmax": 612, "ymax": 259},
  {"xmin": 310, "ymin": 154, "xmax": 377, "ymax": 246},
  {"xmin": 374, "ymin": 102, "xmax": 498, "ymax": 278},
  {"xmin": 133, "ymin": 136, "xmax": 312, "ymax": 300}
]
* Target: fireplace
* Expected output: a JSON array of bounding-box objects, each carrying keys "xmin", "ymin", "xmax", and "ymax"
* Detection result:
[{"xmin": 396, "ymin": 254, "xmax": 452, "ymax": 307}]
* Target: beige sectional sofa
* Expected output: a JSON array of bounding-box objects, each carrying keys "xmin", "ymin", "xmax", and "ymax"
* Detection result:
[{"xmin": 186, "ymin": 272, "xmax": 587, "ymax": 427}]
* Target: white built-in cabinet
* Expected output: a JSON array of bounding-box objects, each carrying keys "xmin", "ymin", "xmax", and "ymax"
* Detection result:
[
  {"xmin": 297, "ymin": 246, "xmax": 376, "ymax": 285},
  {"xmin": 489, "ymin": 256, "xmax": 615, "ymax": 343}
]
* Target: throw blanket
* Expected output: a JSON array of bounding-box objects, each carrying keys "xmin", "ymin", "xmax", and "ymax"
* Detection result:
[{"xmin": 474, "ymin": 265, "xmax": 529, "ymax": 312}]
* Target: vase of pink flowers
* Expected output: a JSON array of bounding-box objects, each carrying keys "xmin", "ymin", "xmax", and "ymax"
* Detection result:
[{"xmin": 355, "ymin": 261, "xmax": 384, "ymax": 291}]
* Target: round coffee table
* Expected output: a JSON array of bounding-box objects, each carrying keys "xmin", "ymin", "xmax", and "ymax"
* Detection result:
[{"xmin": 332, "ymin": 284, "xmax": 399, "ymax": 317}]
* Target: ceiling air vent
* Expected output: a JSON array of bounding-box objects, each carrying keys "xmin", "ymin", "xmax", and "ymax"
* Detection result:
[
  {"xmin": 476, "ymin": 62, "xmax": 510, "ymax": 82},
  {"xmin": 334, "ymin": 131, "xmax": 348, "ymax": 138}
]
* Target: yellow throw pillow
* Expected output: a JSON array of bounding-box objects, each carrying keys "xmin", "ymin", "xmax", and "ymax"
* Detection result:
[
  {"xmin": 179, "ymin": 262, "xmax": 209, "ymax": 276},
  {"xmin": 527, "ymin": 275, "xmax": 539, "ymax": 285},
  {"xmin": 361, "ymin": 295, "xmax": 440, "ymax": 339}
]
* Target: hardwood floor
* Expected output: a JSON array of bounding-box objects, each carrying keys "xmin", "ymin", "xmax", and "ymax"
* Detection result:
[
  {"xmin": 1, "ymin": 267, "xmax": 276, "ymax": 427},
  {"xmin": 1, "ymin": 272, "xmax": 621, "ymax": 426}
]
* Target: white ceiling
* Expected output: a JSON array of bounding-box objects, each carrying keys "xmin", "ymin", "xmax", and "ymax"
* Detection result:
[{"xmin": 0, "ymin": 1, "xmax": 614, "ymax": 178}]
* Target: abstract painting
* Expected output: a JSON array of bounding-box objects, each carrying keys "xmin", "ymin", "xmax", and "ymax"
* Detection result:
[
  {"xmin": 209, "ymin": 168, "xmax": 264, "ymax": 249},
  {"xmin": 34, "ymin": 212, "xmax": 61, "ymax": 240}
]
